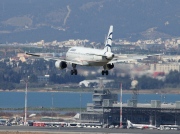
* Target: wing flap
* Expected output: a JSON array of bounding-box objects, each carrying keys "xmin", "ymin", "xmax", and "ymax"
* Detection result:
[{"xmin": 109, "ymin": 58, "xmax": 137, "ymax": 64}]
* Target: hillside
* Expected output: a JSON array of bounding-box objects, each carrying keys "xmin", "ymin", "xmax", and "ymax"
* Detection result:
[{"xmin": 0, "ymin": 0, "xmax": 180, "ymax": 43}]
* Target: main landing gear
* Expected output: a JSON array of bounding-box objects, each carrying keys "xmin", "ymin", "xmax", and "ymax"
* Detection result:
[
  {"xmin": 102, "ymin": 65, "xmax": 109, "ymax": 75},
  {"xmin": 71, "ymin": 64, "xmax": 77, "ymax": 75},
  {"xmin": 102, "ymin": 70, "xmax": 108, "ymax": 75}
]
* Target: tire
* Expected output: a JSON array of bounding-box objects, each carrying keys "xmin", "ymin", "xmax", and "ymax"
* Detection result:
[
  {"xmin": 74, "ymin": 70, "xmax": 77, "ymax": 75},
  {"xmin": 102, "ymin": 70, "xmax": 104, "ymax": 75},
  {"xmin": 71, "ymin": 70, "xmax": 74, "ymax": 75},
  {"xmin": 106, "ymin": 70, "xmax": 108, "ymax": 75}
]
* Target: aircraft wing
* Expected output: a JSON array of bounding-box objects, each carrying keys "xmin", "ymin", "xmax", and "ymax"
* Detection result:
[
  {"xmin": 26, "ymin": 52, "xmax": 89, "ymax": 66},
  {"xmin": 108, "ymin": 58, "xmax": 136, "ymax": 64},
  {"xmin": 109, "ymin": 56, "xmax": 145, "ymax": 64},
  {"xmin": 109, "ymin": 54, "xmax": 160, "ymax": 64}
]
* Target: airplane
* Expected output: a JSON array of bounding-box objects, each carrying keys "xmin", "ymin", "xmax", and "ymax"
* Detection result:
[
  {"xmin": 29, "ymin": 113, "xmax": 36, "ymax": 118},
  {"xmin": 127, "ymin": 120, "xmax": 157, "ymax": 130},
  {"xmin": 26, "ymin": 25, "xmax": 116, "ymax": 75},
  {"xmin": 158, "ymin": 124, "xmax": 180, "ymax": 130},
  {"xmin": 26, "ymin": 25, "xmax": 157, "ymax": 75}
]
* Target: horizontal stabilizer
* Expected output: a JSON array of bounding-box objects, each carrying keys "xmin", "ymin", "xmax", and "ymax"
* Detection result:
[{"xmin": 26, "ymin": 52, "xmax": 40, "ymax": 57}]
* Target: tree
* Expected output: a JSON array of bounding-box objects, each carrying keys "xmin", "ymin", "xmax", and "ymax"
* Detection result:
[
  {"xmin": 165, "ymin": 70, "xmax": 180, "ymax": 84},
  {"xmin": 137, "ymin": 75, "xmax": 164, "ymax": 89},
  {"xmin": 29, "ymin": 74, "xmax": 38, "ymax": 83}
]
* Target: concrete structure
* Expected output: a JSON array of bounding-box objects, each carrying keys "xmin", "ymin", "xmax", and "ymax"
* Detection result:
[
  {"xmin": 79, "ymin": 87, "xmax": 180, "ymax": 126},
  {"xmin": 37, "ymin": 75, "xmax": 49, "ymax": 83}
]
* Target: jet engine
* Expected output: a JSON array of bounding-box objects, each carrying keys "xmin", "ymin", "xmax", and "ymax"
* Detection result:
[
  {"xmin": 55, "ymin": 61, "xmax": 67, "ymax": 69},
  {"xmin": 106, "ymin": 63, "xmax": 114, "ymax": 70}
]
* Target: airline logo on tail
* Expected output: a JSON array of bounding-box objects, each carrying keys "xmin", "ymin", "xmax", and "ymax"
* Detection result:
[
  {"xmin": 127, "ymin": 120, "xmax": 133, "ymax": 128},
  {"xmin": 104, "ymin": 25, "xmax": 113, "ymax": 53}
]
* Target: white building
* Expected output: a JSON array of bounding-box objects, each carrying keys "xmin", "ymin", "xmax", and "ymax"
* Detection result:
[{"xmin": 150, "ymin": 63, "xmax": 180, "ymax": 74}]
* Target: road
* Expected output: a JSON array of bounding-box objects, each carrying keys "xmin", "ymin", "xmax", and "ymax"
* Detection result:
[{"xmin": 0, "ymin": 126, "xmax": 179, "ymax": 134}]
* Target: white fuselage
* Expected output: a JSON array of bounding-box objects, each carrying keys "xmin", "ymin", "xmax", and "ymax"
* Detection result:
[
  {"xmin": 127, "ymin": 120, "xmax": 156, "ymax": 129},
  {"xmin": 131, "ymin": 124, "xmax": 156, "ymax": 129},
  {"xmin": 66, "ymin": 47, "xmax": 112, "ymax": 66}
]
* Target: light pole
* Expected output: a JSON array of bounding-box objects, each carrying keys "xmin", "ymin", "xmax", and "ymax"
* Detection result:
[
  {"xmin": 79, "ymin": 92, "xmax": 82, "ymax": 123},
  {"xmin": 120, "ymin": 83, "xmax": 123, "ymax": 128},
  {"xmin": 51, "ymin": 93, "xmax": 54, "ymax": 122},
  {"xmin": 80, "ymin": 90, "xmax": 82, "ymax": 123},
  {"xmin": 24, "ymin": 78, "xmax": 28, "ymax": 125}
]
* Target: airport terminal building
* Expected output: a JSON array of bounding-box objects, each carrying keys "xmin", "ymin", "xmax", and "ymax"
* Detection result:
[{"xmin": 80, "ymin": 87, "xmax": 180, "ymax": 126}]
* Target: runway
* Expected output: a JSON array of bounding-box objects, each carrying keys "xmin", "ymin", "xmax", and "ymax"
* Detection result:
[{"xmin": 0, "ymin": 126, "xmax": 179, "ymax": 134}]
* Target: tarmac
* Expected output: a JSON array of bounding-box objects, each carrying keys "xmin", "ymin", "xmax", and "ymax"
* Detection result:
[{"xmin": 0, "ymin": 126, "xmax": 180, "ymax": 134}]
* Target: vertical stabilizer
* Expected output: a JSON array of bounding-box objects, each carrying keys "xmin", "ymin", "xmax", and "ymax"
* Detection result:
[
  {"xmin": 104, "ymin": 25, "xmax": 113, "ymax": 52},
  {"xmin": 127, "ymin": 120, "xmax": 133, "ymax": 128}
]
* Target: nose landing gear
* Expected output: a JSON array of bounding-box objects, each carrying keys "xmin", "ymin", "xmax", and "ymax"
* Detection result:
[{"xmin": 71, "ymin": 64, "xmax": 78, "ymax": 75}]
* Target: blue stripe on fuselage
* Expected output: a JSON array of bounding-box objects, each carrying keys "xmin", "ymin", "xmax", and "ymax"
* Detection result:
[{"xmin": 105, "ymin": 44, "xmax": 111, "ymax": 47}]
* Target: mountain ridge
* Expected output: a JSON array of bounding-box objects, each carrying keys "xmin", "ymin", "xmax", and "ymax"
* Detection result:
[{"xmin": 0, "ymin": 0, "xmax": 180, "ymax": 43}]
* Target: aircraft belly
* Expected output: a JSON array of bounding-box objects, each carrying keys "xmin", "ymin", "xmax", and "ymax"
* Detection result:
[
  {"xmin": 88, "ymin": 62, "xmax": 107, "ymax": 66},
  {"xmin": 79, "ymin": 55, "xmax": 107, "ymax": 66},
  {"xmin": 66, "ymin": 52, "xmax": 111, "ymax": 66}
]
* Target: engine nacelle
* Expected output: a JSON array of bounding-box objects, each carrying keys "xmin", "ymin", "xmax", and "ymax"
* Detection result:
[
  {"xmin": 106, "ymin": 63, "xmax": 114, "ymax": 70},
  {"xmin": 55, "ymin": 61, "xmax": 67, "ymax": 69}
]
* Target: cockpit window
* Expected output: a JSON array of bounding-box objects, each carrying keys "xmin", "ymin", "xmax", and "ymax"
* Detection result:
[{"xmin": 70, "ymin": 49, "xmax": 76, "ymax": 51}]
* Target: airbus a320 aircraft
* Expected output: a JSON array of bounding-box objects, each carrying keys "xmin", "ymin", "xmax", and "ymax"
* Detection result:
[
  {"xmin": 127, "ymin": 120, "xmax": 157, "ymax": 130},
  {"xmin": 26, "ymin": 25, "xmax": 151, "ymax": 75},
  {"xmin": 27, "ymin": 25, "xmax": 116, "ymax": 75}
]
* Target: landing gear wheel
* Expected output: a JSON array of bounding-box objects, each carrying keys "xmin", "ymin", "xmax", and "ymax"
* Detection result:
[
  {"xmin": 102, "ymin": 70, "xmax": 108, "ymax": 75},
  {"xmin": 71, "ymin": 70, "xmax": 74, "ymax": 75},
  {"xmin": 74, "ymin": 69, "xmax": 77, "ymax": 75},
  {"xmin": 105, "ymin": 70, "xmax": 108, "ymax": 75},
  {"xmin": 71, "ymin": 64, "xmax": 77, "ymax": 75},
  {"xmin": 102, "ymin": 70, "xmax": 104, "ymax": 75},
  {"xmin": 71, "ymin": 69, "xmax": 78, "ymax": 75}
]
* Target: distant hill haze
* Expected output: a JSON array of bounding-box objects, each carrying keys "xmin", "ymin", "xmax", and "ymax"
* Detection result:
[{"xmin": 0, "ymin": 0, "xmax": 180, "ymax": 43}]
